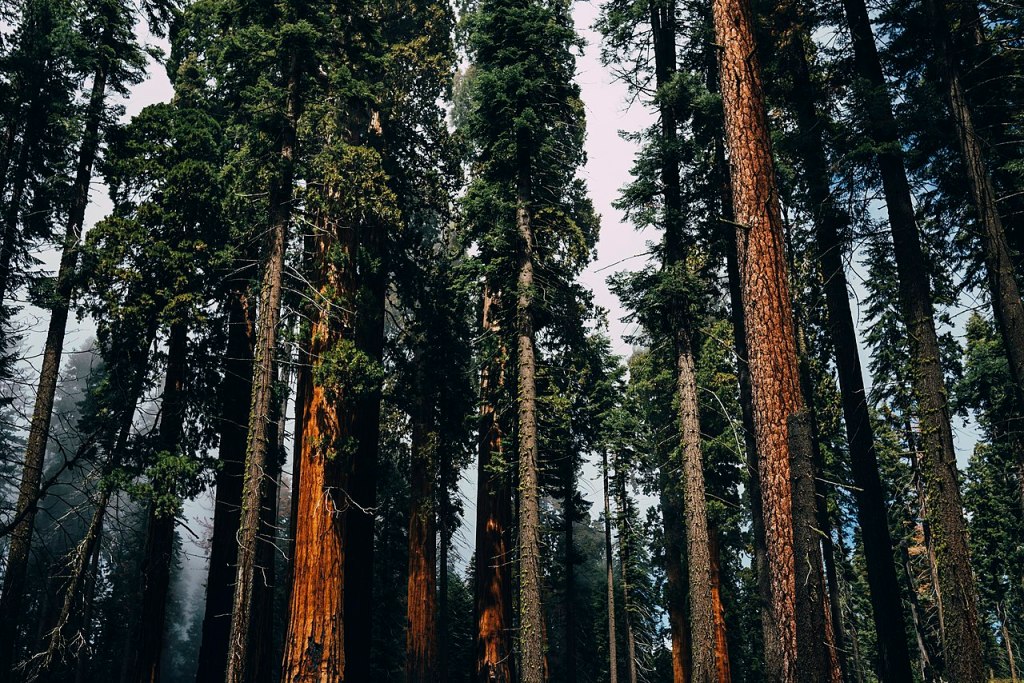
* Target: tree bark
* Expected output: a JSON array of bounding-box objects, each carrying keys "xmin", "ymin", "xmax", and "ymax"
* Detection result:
[
  {"xmin": 196, "ymin": 291, "xmax": 254, "ymax": 682},
  {"xmin": 711, "ymin": 0, "xmax": 836, "ymax": 675},
  {"xmin": 515, "ymin": 145, "xmax": 545, "ymax": 683},
  {"xmin": 838, "ymin": 0, "xmax": 985, "ymax": 677},
  {"xmin": 0, "ymin": 55, "xmax": 108, "ymax": 680},
  {"xmin": 659, "ymin": 468, "xmax": 690, "ymax": 683},
  {"xmin": 226, "ymin": 52, "xmax": 299, "ymax": 683},
  {"xmin": 708, "ymin": 531, "xmax": 731, "ymax": 683},
  {"xmin": 676, "ymin": 336, "xmax": 718, "ymax": 683},
  {"xmin": 604, "ymin": 450, "xmax": 620, "ymax": 683},
  {"xmin": 562, "ymin": 448, "xmax": 576, "ymax": 683},
  {"xmin": 927, "ymin": 0, "xmax": 1024, "ymax": 403},
  {"xmin": 473, "ymin": 288, "xmax": 515, "ymax": 683},
  {"xmin": 772, "ymin": 5, "xmax": 917, "ymax": 678},
  {"xmin": 406, "ymin": 370, "xmax": 438, "ymax": 683},
  {"xmin": 616, "ymin": 471, "xmax": 639, "ymax": 683}
]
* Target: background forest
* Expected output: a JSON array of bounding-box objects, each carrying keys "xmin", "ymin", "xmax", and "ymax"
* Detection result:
[{"xmin": 0, "ymin": 0, "xmax": 1022, "ymax": 680}]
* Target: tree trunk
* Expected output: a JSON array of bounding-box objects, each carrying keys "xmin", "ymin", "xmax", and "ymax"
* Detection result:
[
  {"xmin": 0, "ymin": 56, "xmax": 108, "ymax": 680},
  {"xmin": 838, "ymin": 0, "xmax": 985, "ymax": 678},
  {"xmin": 226, "ymin": 52, "xmax": 299, "ymax": 683},
  {"xmin": 659, "ymin": 469, "xmax": 690, "ymax": 683},
  {"xmin": 998, "ymin": 603, "xmax": 1018, "ymax": 683},
  {"xmin": 563, "ymin": 452, "xmax": 577, "ymax": 683},
  {"xmin": 473, "ymin": 287, "xmax": 515, "ymax": 683},
  {"xmin": 676, "ymin": 337, "xmax": 718, "ymax": 683},
  {"xmin": 928, "ymin": 0, "xmax": 1024, "ymax": 403},
  {"xmin": 515, "ymin": 145, "xmax": 545, "ymax": 683},
  {"xmin": 407, "ymin": 374, "xmax": 438, "ymax": 683},
  {"xmin": 616, "ymin": 472, "xmax": 638, "ymax": 683},
  {"xmin": 604, "ymin": 450, "xmax": 619, "ymax": 683},
  {"xmin": 196, "ymin": 291, "xmax": 254, "ymax": 682},
  {"xmin": 772, "ymin": 6, "xmax": 916, "ymax": 679},
  {"xmin": 126, "ymin": 320, "xmax": 190, "ymax": 683},
  {"xmin": 710, "ymin": 0, "xmax": 834, "ymax": 675},
  {"xmin": 899, "ymin": 541, "xmax": 939, "ymax": 682},
  {"xmin": 708, "ymin": 530, "xmax": 731, "ymax": 683}
]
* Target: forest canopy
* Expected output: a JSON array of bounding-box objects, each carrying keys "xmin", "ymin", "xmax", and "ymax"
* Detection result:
[{"xmin": 0, "ymin": 0, "xmax": 1022, "ymax": 681}]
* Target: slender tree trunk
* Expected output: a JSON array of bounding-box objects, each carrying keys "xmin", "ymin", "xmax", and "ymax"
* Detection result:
[
  {"xmin": 473, "ymin": 288, "xmax": 514, "ymax": 683},
  {"xmin": 0, "ymin": 57, "xmax": 107, "ymax": 680},
  {"xmin": 676, "ymin": 336, "xmax": 718, "ymax": 683},
  {"xmin": 652, "ymin": 2, "xmax": 717, "ymax": 678},
  {"xmin": 127, "ymin": 320, "xmax": 190, "ymax": 683},
  {"xmin": 515, "ymin": 145, "xmax": 545, "ymax": 683},
  {"xmin": 73, "ymin": 524, "xmax": 101, "ymax": 683},
  {"xmin": 772, "ymin": 7, "xmax": 916, "ymax": 679},
  {"xmin": 438, "ymin": 508, "xmax": 450, "ymax": 683},
  {"xmin": 899, "ymin": 542, "xmax": 938, "ymax": 682},
  {"xmin": 603, "ymin": 450, "xmax": 619, "ymax": 683},
  {"xmin": 616, "ymin": 472, "xmax": 638, "ymax": 683},
  {"xmin": 659, "ymin": 469, "xmax": 690, "ymax": 683},
  {"xmin": 998, "ymin": 603, "xmax": 1018, "ymax": 683},
  {"xmin": 563, "ymin": 455, "xmax": 577, "ymax": 683},
  {"xmin": 708, "ymin": 531, "xmax": 731, "ymax": 683},
  {"xmin": 839, "ymin": 0, "xmax": 985, "ymax": 677},
  {"xmin": 196, "ymin": 291, "xmax": 254, "ymax": 682},
  {"xmin": 927, "ymin": 0, "xmax": 1024, "ymax": 402},
  {"xmin": 226, "ymin": 53, "xmax": 299, "ymax": 683},
  {"xmin": 407, "ymin": 372, "xmax": 438, "ymax": 683},
  {"xmin": 711, "ymin": 0, "xmax": 835, "ymax": 676}
]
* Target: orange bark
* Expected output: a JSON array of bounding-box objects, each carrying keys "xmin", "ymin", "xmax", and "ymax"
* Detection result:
[{"xmin": 708, "ymin": 532, "xmax": 731, "ymax": 683}]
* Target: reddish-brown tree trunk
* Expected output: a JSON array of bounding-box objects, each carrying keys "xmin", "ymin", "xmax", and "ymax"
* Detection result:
[
  {"xmin": 659, "ymin": 469, "xmax": 690, "ymax": 683},
  {"xmin": 839, "ymin": 0, "xmax": 986, "ymax": 677},
  {"xmin": 473, "ymin": 288, "xmax": 515, "ymax": 683},
  {"xmin": 708, "ymin": 531, "xmax": 731, "ymax": 683},
  {"xmin": 710, "ymin": 0, "xmax": 835, "ymax": 676},
  {"xmin": 406, "ymin": 382, "xmax": 438, "ymax": 683}
]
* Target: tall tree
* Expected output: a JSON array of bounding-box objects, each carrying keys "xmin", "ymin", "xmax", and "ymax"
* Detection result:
[
  {"xmin": 710, "ymin": 0, "xmax": 837, "ymax": 677},
  {"xmin": 837, "ymin": 0, "xmax": 986, "ymax": 676}
]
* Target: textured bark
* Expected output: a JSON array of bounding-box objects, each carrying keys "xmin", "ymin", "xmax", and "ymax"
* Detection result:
[
  {"xmin": 126, "ymin": 321, "xmax": 190, "ymax": 683},
  {"xmin": 788, "ymin": 413, "xmax": 839, "ymax": 683},
  {"xmin": 280, "ymin": 226, "xmax": 348, "ymax": 681},
  {"xmin": 676, "ymin": 338, "xmax": 718, "ymax": 683},
  {"xmin": 473, "ymin": 288, "xmax": 514, "ymax": 683},
  {"xmin": 772, "ymin": 5, "xmax": 916, "ymax": 678},
  {"xmin": 0, "ymin": 57, "xmax": 107, "ymax": 679},
  {"xmin": 928, "ymin": 0, "xmax": 1024, "ymax": 405},
  {"xmin": 900, "ymin": 541, "xmax": 939, "ymax": 682},
  {"xmin": 226, "ymin": 53, "xmax": 299, "ymax": 683},
  {"xmin": 711, "ymin": 0, "xmax": 835, "ymax": 675},
  {"xmin": 708, "ymin": 531, "xmax": 731, "ymax": 683},
  {"xmin": 196, "ymin": 292, "xmax": 255, "ymax": 682},
  {"xmin": 406, "ymin": 381, "xmax": 438, "ymax": 683},
  {"xmin": 604, "ymin": 450, "xmax": 620, "ymax": 683},
  {"xmin": 839, "ymin": 0, "xmax": 985, "ymax": 677},
  {"xmin": 515, "ymin": 151, "xmax": 545, "ymax": 683}
]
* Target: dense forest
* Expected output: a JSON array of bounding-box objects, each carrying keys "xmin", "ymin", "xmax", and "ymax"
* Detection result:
[{"xmin": 0, "ymin": 0, "xmax": 1022, "ymax": 679}]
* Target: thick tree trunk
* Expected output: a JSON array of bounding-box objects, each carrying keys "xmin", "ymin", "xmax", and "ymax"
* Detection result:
[
  {"xmin": 280, "ymin": 224, "xmax": 347, "ymax": 681},
  {"xmin": 604, "ymin": 451, "xmax": 619, "ymax": 683},
  {"xmin": 838, "ymin": 0, "xmax": 985, "ymax": 678},
  {"xmin": 226, "ymin": 54, "xmax": 299, "ymax": 683},
  {"xmin": 473, "ymin": 288, "xmax": 515, "ymax": 683},
  {"xmin": 515, "ymin": 150, "xmax": 545, "ymax": 683},
  {"xmin": 711, "ymin": 0, "xmax": 838, "ymax": 676},
  {"xmin": 772, "ymin": 7, "xmax": 916, "ymax": 679},
  {"xmin": 928, "ymin": 0, "xmax": 1024, "ymax": 403},
  {"xmin": 406, "ymin": 379, "xmax": 438, "ymax": 683},
  {"xmin": 0, "ymin": 58, "xmax": 107, "ymax": 680},
  {"xmin": 196, "ymin": 291, "xmax": 254, "ymax": 682},
  {"xmin": 126, "ymin": 320, "xmax": 190, "ymax": 683}
]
